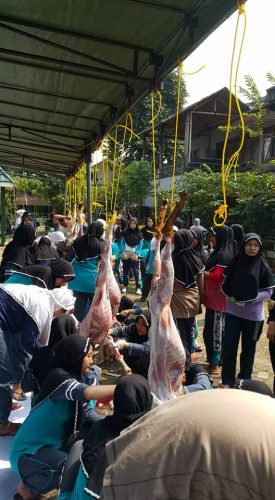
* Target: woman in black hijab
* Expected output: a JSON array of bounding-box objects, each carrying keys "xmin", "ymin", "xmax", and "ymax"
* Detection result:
[
  {"xmin": 121, "ymin": 217, "xmax": 143, "ymax": 294},
  {"xmin": 35, "ymin": 236, "xmax": 59, "ymax": 264},
  {"xmin": 141, "ymin": 217, "xmax": 155, "ymax": 248},
  {"xmin": 202, "ymin": 225, "xmax": 237, "ymax": 375},
  {"xmin": 48, "ymin": 313, "xmax": 76, "ymax": 347},
  {"xmin": 0, "ymin": 224, "xmax": 35, "ymax": 281},
  {"xmin": 5, "ymin": 257, "xmax": 75, "ymax": 290},
  {"xmin": 231, "ymin": 223, "xmax": 245, "ymax": 250},
  {"xmin": 220, "ymin": 233, "xmax": 274, "ymax": 387},
  {"xmin": 190, "ymin": 226, "xmax": 209, "ymax": 264},
  {"xmin": 59, "ymin": 374, "xmax": 152, "ymax": 500},
  {"xmin": 111, "ymin": 310, "xmax": 151, "ymax": 377},
  {"xmin": 22, "ymin": 315, "xmax": 77, "ymax": 398},
  {"xmin": 11, "ymin": 335, "xmax": 115, "ymax": 499},
  {"xmin": 170, "ymin": 229, "xmax": 205, "ymax": 370},
  {"xmin": 68, "ymin": 221, "xmax": 104, "ymax": 321},
  {"xmin": 113, "ymin": 216, "xmax": 128, "ymax": 243}
]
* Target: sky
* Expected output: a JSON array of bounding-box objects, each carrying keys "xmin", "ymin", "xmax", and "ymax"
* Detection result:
[{"xmin": 184, "ymin": 0, "xmax": 274, "ymax": 106}]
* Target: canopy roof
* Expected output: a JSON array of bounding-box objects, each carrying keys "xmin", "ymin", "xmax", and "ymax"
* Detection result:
[{"xmin": 0, "ymin": 0, "xmax": 241, "ymax": 177}]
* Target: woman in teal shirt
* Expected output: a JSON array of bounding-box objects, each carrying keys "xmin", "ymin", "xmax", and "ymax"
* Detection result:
[
  {"xmin": 10, "ymin": 335, "xmax": 115, "ymax": 500},
  {"xmin": 68, "ymin": 222, "xmax": 104, "ymax": 321}
]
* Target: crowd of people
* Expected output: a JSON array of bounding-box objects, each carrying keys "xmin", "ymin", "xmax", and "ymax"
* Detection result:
[{"xmin": 0, "ymin": 206, "xmax": 275, "ymax": 499}]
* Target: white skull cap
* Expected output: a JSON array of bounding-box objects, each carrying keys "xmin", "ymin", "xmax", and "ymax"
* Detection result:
[{"xmin": 51, "ymin": 287, "xmax": 76, "ymax": 312}]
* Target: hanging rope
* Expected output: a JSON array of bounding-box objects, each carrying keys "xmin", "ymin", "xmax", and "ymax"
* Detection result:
[
  {"xmin": 171, "ymin": 60, "xmax": 183, "ymax": 211},
  {"xmin": 150, "ymin": 89, "xmax": 162, "ymax": 227},
  {"xmin": 214, "ymin": 0, "xmax": 246, "ymax": 226}
]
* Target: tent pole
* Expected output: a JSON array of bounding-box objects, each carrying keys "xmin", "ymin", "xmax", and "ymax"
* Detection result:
[
  {"xmin": 1, "ymin": 186, "xmax": 6, "ymax": 246},
  {"xmin": 86, "ymin": 161, "xmax": 91, "ymax": 225}
]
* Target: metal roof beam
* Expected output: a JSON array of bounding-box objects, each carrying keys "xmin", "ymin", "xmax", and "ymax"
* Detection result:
[
  {"xmin": 0, "ymin": 159, "xmax": 68, "ymax": 175},
  {"xmin": 0, "ymin": 98, "xmax": 103, "ymax": 122},
  {"xmin": 0, "ymin": 122, "xmax": 86, "ymax": 142},
  {"xmin": 0, "ymin": 134, "xmax": 80, "ymax": 155},
  {"xmin": 0, "ymin": 54, "xmax": 129, "ymax": 86},
  {"xmin": 21, "ymin": 128, "xmax": 83, "ymax": 151},
  {"xmin": 0, "ymin": 14, "xmax": 153, "ymax": 54},
  {"xmin": 0, "ymin": 140, "xmax": 79, "ymax": 159},
  {"xmin": 0, "ymin": 48, "xmax": 151, "ymax": 83},
  {"xmin": 0, "ymin": 113, "xmax": 90, "ymax": 134},
  {"xmin": 0, "ymin": 147, "xmax": 72, "ymax": 167},
  {"xmin": 123, "ymin": 0, "xmax": 187, "ymax": 14},
  {"xmin": 0, "ymin": 22, "xmax": 132, "ymax": 75},
  {"xmin": 0, "ymin": 83, "xmax": 113, "ymax": 108}
]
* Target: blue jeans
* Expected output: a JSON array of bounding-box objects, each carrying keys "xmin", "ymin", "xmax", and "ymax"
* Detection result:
[
  {"xmin": 184, "ymin": 373, "xmax": 212, "ymax": 394},
  {"xmin": 0, "ymin": 328, "xmax": 29, "ymax": 422},
  {"xmin": 221, "ymin": 313, "xmax": 263, "ymax": 386},
  {"xmin": 0, "ymin": 328, "xmax": 17, "ymax": 422}
]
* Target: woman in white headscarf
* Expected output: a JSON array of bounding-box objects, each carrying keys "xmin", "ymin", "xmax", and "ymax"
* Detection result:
[{"xmin": 0, "ymin": 283, "xmax": 75, "ymax": 436}]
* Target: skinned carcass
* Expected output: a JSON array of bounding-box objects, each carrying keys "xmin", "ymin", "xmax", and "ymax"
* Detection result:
[
  {"xmin": 78, "ymin": 222, "xmax": 131, "ymax": 374},
  {"xmin": 148, "ymin": 194, "xmax": 187, "ymax": 401}
]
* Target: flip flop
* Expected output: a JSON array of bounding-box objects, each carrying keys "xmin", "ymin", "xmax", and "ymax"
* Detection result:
[
  {"xmin": 195, "ymin": 345, "xmax": 203, "ymax": 352},
  {"xmin": 0, "ymin": 420, "xmax": 21, "ymax": 436},
  {"xmin": 12, "ymin": 390, "xmax": 27, "ymax": 401},
  {"xmin": 12, "ymin": 401, "xmax": 22, "ymax": 411}
]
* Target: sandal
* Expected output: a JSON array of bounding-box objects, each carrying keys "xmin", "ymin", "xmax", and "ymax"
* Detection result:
[
  {"xmin": 12, "ymin": 390, "xmax": 27, "ymax": 401},
  {"xmin": 12, "ymin": 401, "xmax": 22, "ymax": 411},
  {"xmin": 0, "ymin": 420, "xmax": 21, "ymax": 436},
  {"xmin": 195, "ymin": 345, "xmax": 203, "ymax": 352}
]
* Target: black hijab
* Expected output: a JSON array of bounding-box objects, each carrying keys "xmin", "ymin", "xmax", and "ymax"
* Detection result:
[
  {"xmin": 190, "ymin": 227, "xmax": 209, "ymax": 264},
  {"xmin": 35, "ymin": 335, "xmax": 91, "ymax": 404},
  {"xmin": 172, "ymin": 229, "xmax": 205, "ymax": 287},
  {"xmin": 174, "ymin": 217, "xmax": 186, "ymax": 229},
  {"xmin": 122, "ymin": 218, "xmax": 143, "ymax": 247},
  {"xmin": 26, "ymin": 316, "xmax": 77, "ymax": 393},
  {"xmin": 0, "ymin": 224, "xmax": 35, "ymax": 269},
  {"xmin": 231, "ymin": 224, "xmax": 245, "ymax": 250},
  {"xmin": 73, "ymin": 221, "xmax": 103, "ymax": 261},
  {"xmin": 81, "ymin": 374, "xmax": 152, "ymax": 498},
  {"xmin": 141, "ymin": 218, "xmax": 155, "ymax": 241},
  {"xmin": 23, "ymin": 264, "xmax": 53, "ymax": 289},
  {"xmin": 222, "ymin": 233, "xmax": 274, "ymax": 302},
  {"xmin": 35, "ymin": 236, "xmax": 59, "ymax": 261},
  {"xmin": 48, "ymin": 313, "xmax": 76, "ymax": 347},
  {"xmin": 114, "ymin": 217, "xmax": 128, "ymax": 242},
  {"xmin": 205, "ymin": 225, "xmax": 236, "ymax": 271},
  {"xmin": 234, "ymin": 378, "xmax": 273, "ymax": 397},
  {"xmin": 125, "ymin": 310, "xmax": 151, "ymax": 344},
  {"xmin": 50, "ymin": 257, "xmax": 75, "ymax": 281}
]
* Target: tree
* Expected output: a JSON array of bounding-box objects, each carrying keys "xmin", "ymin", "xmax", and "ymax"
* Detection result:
[
  {"xmin": 118, "ymin": 161, "xmax": 152, "ymax": 218},
  {"xmin": 175, "ymin": 166, "xmax": 275, "ymax": 232},
  {"xmin": 123, "ymin": 70, "xmax": 188, "ymax": 163}
]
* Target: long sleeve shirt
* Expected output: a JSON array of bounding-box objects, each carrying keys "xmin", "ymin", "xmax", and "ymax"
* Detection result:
[
  {"xmin": 204, "ymin": 265, "xmax": 227, "ymax": 312},
  {"xmin": 226, "ymin": 288, "xmax": 273, "ymax": 321},
  {"xmin": 0, "ymin": 289, "xmax": 41, "ymax": 354}
]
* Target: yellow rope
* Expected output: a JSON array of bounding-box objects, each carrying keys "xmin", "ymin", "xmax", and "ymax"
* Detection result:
[
  {"xmin": 149, "ymin": 89, "xmax": 162, "ymax": 125},
  {"xmin": 183, "ymin": 64, "xmax": 206, "ymax": 76},
  {"xmin": 214, "ymin": 1, "xmax": 246, "ymax": 226},
  {"xmin": 113, "ymin": 113, "xmax": 132, "ymax": 215},
  {"xmin": 110, "ymin": 125, "xmax": 118, "ymax": 214},
  {"xmin": 171, "ymin": 60, "xmax": 183, "ymax": 211},
  {"xmin": 150, "ymin": 90, "xmax": 162, "ymax": 226}
]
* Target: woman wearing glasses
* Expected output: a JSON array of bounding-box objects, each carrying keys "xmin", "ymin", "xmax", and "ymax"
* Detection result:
[{"xmin": 220, "ymin": 233, "xmax": 274, "ymax": 388}]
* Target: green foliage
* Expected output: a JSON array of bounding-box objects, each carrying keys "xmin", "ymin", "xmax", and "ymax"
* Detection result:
[
  {"xmin": 118, "ymin": 161, "xmax": 152, "ymax": 216},
  {"xmin": 124, "ymin": 70, "xmax": 188, "ymax": 162},
  {"xmin": 12, "ymin": 173, "xmax": 64, "ymax": 212},
  {"xmin": 239, "ymin": 74, "xmax": 264, "ymax": 137},
  {"xmin": 175, "ymin": 166, "xmax": 275, "ymax": 232}
]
